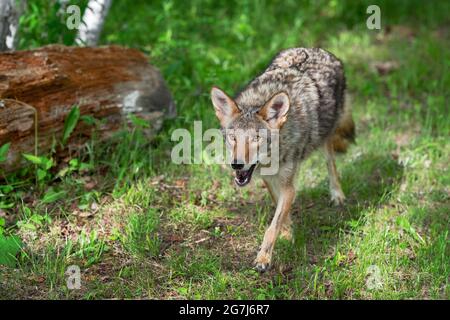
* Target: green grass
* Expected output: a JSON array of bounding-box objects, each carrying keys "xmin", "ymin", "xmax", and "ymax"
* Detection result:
[{"xmin": 0, "ymin": 0, "xmax": 449, "ymax": 299}]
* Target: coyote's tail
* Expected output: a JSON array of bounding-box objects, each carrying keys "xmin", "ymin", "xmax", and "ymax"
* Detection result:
[{"xmin": 330, "ymin": 104, "xmax": 356, "ymax": 154}]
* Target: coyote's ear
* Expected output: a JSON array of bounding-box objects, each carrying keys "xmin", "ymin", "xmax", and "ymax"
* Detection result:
[
  {"xmin": 258, "ymin": 92, "xmax": 290, "ymax": 128},
  {"xmin": 211, "ymin": 87, "xmax": 240, "ymax": 127}
]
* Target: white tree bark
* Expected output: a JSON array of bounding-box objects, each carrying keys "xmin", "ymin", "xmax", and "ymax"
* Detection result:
[
  {"xmin": 0, "ymin": 0, "xmax": 23, "ymax": 51},
  {"xmin": 75, "ymin": 0, "xmax": 112, "ymax": 46}
]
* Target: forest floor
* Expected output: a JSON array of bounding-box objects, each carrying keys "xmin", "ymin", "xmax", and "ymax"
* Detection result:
[{"xmin": 0, "ymin": 1, "xmax": 448, "ymax": 299}]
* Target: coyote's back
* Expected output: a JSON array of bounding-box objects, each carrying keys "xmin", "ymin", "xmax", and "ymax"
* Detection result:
[{"xmin": 235, "ymin": 47, "xmax": 355, "ymax": 161}]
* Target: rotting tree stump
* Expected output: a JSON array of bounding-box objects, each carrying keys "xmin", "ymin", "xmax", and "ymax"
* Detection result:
[{"xmin": 0, "ymin": 45, "xmax": 175, "ymax": 173}]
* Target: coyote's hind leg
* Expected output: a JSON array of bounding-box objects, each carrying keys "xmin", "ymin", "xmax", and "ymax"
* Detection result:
[{"xmin": 324, "ymin": 140, "xmax": 346, "ymax": 206}]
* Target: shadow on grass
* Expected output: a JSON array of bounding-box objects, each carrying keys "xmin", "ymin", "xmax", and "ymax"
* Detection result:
[{"xmin": 289, "ymin": 153, "xmax": 404, "ymax": 261}]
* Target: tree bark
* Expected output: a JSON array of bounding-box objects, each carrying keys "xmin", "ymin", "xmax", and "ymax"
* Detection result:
[{"xmin": 0, "ymin": 45, "xmax": 176, "ymax": 173}]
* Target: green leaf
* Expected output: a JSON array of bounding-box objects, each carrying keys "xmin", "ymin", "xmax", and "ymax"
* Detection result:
[
  {"xmin": 129, "ymin": 114, "xmax": 150, "ymax": 128},
  {"xmin": 0, "ymin": 235, "xmax": 22, "ymax": 267},
  {"xmin": 79, "ymin": 162, "xmax": 93, "ymax": 171},
  {"xmin": 37, "ymin": 169, "xmax": 47, "ymax": 181},
  {"xmin": 42, "ymin": 188, "xmax": 67, "ymax": 204},
  {"xmin": 0, "ymin": 185, "xmax": 13, "ymax": 194},
  {"xmin": 69, "ymin": 158, "xmax": 79, "ymax": 168},
  {"xmin": 80, "ymin": 115, "xmax": 96, "ymax": 126},
  {"xmin": 22, "ymin": 154, "xmax": 53, "ymax": 171},
  {"xmin": 22, "ymin": 153, "xmax": 43, "ymax": 165},
  {"xmin": 30, "ymin": 214, "xmax": 44, "ymax": 226},
  {"xmin": 396, "ymin": 216, "xmax": 426, "ymax": 245},
  {"xmin": 41, "ymin": 157, "xmax": 54, "ymax": 171},
  {"xmin": 62, "ymin": 105, "xmax": 80, "ymax": 144},
  {"xmin": 0, "ymin": 143, "xmax": 10, "ymax": 162},
  {"xmin": 17, "ymin": 222, "xmax": 36, "ymax": 231},
  {"xmin": 0, "ymin": 218, "xmax": 5, "ymax": 236},
  {"xmin": 0, "ymin": 202, "xmax": 14, "ymax": 209}
]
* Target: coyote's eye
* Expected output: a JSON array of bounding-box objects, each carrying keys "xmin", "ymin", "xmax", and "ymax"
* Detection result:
[{"xmin": 227, "ymin": 133, "xmax": 236, "ymax": 142}]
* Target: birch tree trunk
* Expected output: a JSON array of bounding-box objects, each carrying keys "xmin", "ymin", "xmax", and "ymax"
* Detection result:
[
  {"xmin": 75, "ymin": 0, "xmax": 112, "ymax": 46},
  {"xmin": 0, "ymin": 0, "xmax": 23, "ymax": 51}
]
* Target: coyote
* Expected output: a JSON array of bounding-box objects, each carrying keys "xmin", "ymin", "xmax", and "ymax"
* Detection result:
[{"xmin": 210, "ymin": 48, "xmax": 355, "ymax": 272}]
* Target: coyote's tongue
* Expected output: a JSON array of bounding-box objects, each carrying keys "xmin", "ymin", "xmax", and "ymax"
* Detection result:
[{"xmin": 235, "ymin": 164, "xmax": 256, "ymax": 187}]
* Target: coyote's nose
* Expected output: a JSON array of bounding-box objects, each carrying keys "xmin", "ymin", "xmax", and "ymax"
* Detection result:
[{"xmin": 231, "ymin": 161, "xmax": 244, "ymax": 170}]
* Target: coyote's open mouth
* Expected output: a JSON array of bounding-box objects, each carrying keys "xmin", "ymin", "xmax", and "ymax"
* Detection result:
[{"xmin": 235, "ymin": 163, "xmax": 257, "ymax": 187}]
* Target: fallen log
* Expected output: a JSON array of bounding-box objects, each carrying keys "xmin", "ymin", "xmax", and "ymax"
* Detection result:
[{"xmin": 0, "ymin": 45, "xmax": 175, "ymax": 173}]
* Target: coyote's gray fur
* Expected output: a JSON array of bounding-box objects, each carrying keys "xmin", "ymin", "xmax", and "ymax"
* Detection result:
[{"xmin": 210, "ymin": 48, "xmax": 355, "ymax": 272}]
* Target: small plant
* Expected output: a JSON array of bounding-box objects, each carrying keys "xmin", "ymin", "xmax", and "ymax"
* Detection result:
[
  {"xmin": 121, "ymin": 209, "xmax": 160, "ymax": 258},
  {"xmin": 62, "ymin": 105, "xmax": 80, "ymax": 145},
  {"xmin": 17, "ymin": 208, "xmax": 52, "ymax": 232},
  {"xmin": 77, "ymin": 190, "xmax": 100, "ymax": 211},
  {"xmin": 22, "ymin": 153, "xmax": 54, "ymax": 184},
  {"xmin": 74, "ymin": 230, "xmax": 108, "ymax": 267},
  {"xmin": 57, "ymin": 158, "xmax": 93, "ymax": 178},
  {"xmin": 41, "ymin": 187, "xmax": 67, "ymax": 204},
  {"xmin": 0, "ymin": 143, "xmax": 14, "ymax": 209},
  {"xmin": 0, "ymin": 143, "xmax": 10, "ymax": 163},
  {"xmin": 19, "ymin": 105, "xmax": 82, "ymax": 185},
  {"xmin": 0, "ymin": 218, "xmax": 22, "ymax": 267}
]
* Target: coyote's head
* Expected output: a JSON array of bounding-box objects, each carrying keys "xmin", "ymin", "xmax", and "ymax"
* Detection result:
[{"xmin": 210, "ymin": 87, "xmax": 290, "ymax": 186}]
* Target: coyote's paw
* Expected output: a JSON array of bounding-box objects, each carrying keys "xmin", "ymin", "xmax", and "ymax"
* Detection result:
[
  {"xmin": 330, "ymin": 188, "xmax": 346, "ymax": 206},
  {"xmin": 254, "ymin": 251, "xmax": 272, "ymax": 273}
]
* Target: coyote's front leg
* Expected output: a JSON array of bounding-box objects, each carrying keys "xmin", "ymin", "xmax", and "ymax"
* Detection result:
[
  {"xmin": 263, "ymin": 178, "xmax": 293, "ymax": 241},
  {"xmin": 255, "ymin": 183, "xmax": 295, "ymax": 272}
]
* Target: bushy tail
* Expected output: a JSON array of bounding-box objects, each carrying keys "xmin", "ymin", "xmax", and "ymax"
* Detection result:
[{"xmin": 330, "ymin": 105, "xmax": 356, "ymax": 154}]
